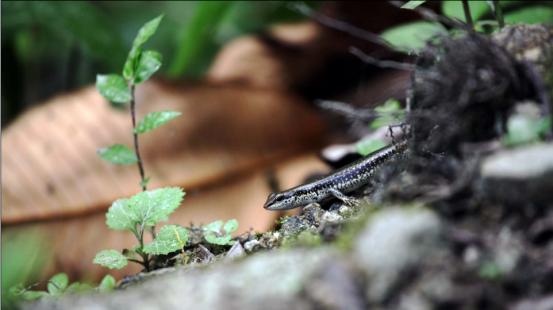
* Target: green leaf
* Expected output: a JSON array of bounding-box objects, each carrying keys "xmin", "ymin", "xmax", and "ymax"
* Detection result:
[
  {"xmin": 370, "ymin": 99, "xmax": 405, "ymax": 129},
  {"xmin": 96, "ymin": 74, "xmax": 130, "ymax": 104},
  {"xmin": 401, "ymin": 0, "xmax": 426, "ymax": 10},
  {"xmin": 124, "ymin": 15, "xmax": 164, "ymax": 81},
  {"xmin": 479, "ymin": 261, "xmax": 502, "ymax": 280},
  {"xmin": 135, "ymin": 111, "xmax": 182, "ymax": 134},
  {"xmin": 205, "ymin": 232, "xmax": 232, "ymax": 246},
  {"xmin": 503, "ymin": 115, "xmax": 551, "ymax": 147},
  {"xmin": 203, "ymin": 220, "xmax": 223, "ymax": 232},
  {"xmin": 168, "ymin": 2, "xmax": 233, "ymax": 77},
  {"xmin": 442, "ymin": 1, "xmax": 490, "ymax": 22},
  {"xmin": 106, "ymin": 198, "xmax": 137, "ymax": 231},
  {"xmin": 380, "ymin": 21, "xmax": 446, "ymax": 53},
  {"xmin": 21, "ymin": 290, "xmax": 49, "ymax": 301},
  {"xmin": 356, "ymin": 139, "xmax": 388, "ymax": 156},
  {"xmin": 65, "ymin": 282, "xmax": 93, "ymax": 294},
  {"xmin": 134, "ymin": 50, "xmax": 162, "ymax": 84},
  {"xmin": 10, "ymin": 284, "xmax": 48, "ymax": 301},
  {"xmin": 93, "ymin": 250, "xmax": 128, "ymax": 270},
  {"xmin": 47, "ymin": 273, "xmax": 68, "ymax": 296},
  {"xmin": 97, "ymin": 144, "xmax": 138, "ymax": 165},
  {"xmin": 132, "ymin": 15, "xmax": 164, "ymax": 52},
  {"xmin": 143, "ymin": 225, "xmax": 189, "ymax": 255},
  {"xmin": 203, "ymin": 220, "xmax": 235, "ymax": 245},
  {"xmin": 97, "ymin": 275, "xmax": 116, "ymax": 293},
  {"xmin": 504, "ymin": 6, "xmax": 553, "ymax": 25},
  {"xmin": 129, "ymin": 187, "xmax": 185, "ymax": 227},
  {"xmin": 223, "ymin": 219, "xmax": 239, "ymax": 234}
]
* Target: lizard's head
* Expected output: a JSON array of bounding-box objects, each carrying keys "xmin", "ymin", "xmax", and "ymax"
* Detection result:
[{"xmin": 263, "ymin": 192, "xmax": 298, "ymax": 211}]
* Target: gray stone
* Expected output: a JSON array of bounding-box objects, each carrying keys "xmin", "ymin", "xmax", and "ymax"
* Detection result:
[
  {"xmin": 27, "ymin": 249, "xmax": 342, "ymax": 310},
  {"xmin": 353, "ymin": 207, "xmax": 443, "ymax": 302},
  {"xmin": 480, "ymin": 143, "xmax": 553, "ymax": 204}
]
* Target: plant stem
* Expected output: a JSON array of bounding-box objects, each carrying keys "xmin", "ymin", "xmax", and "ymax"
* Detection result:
[
  {"xmin": 461, "ymin": 0, "xmax": 474, "ymax": 29},
  {"xmin": 127, "ymin": 258, "xmax": 146, "ymax": 266},
  {"xmin": 129, "ymin": 84, "xmax": 147, "ymax": 191},
  {"xmin": 137, "ymin": 225, "xmax": 150, "ymax": 271},
  {"xmin": 492, "ymin": 0, "xmax": 505, "ymax": 29}
]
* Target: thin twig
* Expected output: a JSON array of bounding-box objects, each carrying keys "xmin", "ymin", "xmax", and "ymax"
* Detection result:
[
  {"xmin": 350, "ymin": 47, "xmax": 414, "ymax": 71},
  {"xmin": 127, "ymin": 258, "xmax": 146, "ymax": 266},
  {"xmin": 129, "ymin": 84, "xmax": 147, "ymax": 191},
  {"xmin": 317, "ymin": 100, "xmax": 406, "ymax": 120},
  {"xmin": 492, "ymin": 0, "xmax": 505, "ymax": 28},
  {"xmin": 291, "ymin": 2, "xmax": 393, "ymax": 49},
  {"xmin": 461, "ymin": 0, "xmax": 474, "ymax": 29}
]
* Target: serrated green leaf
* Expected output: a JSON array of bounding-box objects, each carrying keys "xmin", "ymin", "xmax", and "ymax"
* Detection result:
[
  {"xmin": 203, "ymin": 220, "xmax": 234, "ymax": 245},
  {"xmin": 93, "ymin": 250, "xmax": 128, "ymax": 270},
  {"xmin": 401, "ymin": 0, "xmax": 426, "ymax": 10},
  {"xmin": 203, "ymin": 220, "xmax": 223, "ymax": 233},
  {"xmin": 97, "ymin": 275, "xmax": 116, "ymax": 293},
  {"xmin": 10, "ymin": 284, "xmax": 48, "ymax": 301},
  {"xmin": 370, "ymin": 99, "xmax": 405, "ymax": 129},
  {"xmin": 21, "ymin": 290, "xmax": 49, "ymax": 301},
  {"xmin": 356, "ymin": 139, "xmax": 388, "ymax": 156},
  {"xmin": 65, "ymin": 282, "xmax": 93, "ymax": 294},
  {"xmin": 106, "ymin": 198, "xmax": 137, "ymax": 231},
  {"xmin": 223, "ymin": 219, "xmax": 239, "ymax": 234},
  {"xmin": 143, "ymin": 225, "xmax": 189, "ymax": 255},
  {"xmin": 96, "ymin": 74, "xmax": 130, "ymax": 104},
  {"xmin": 134, "ymin": 50, "xmax": 162, "ymax": 84},
  {"xmin": 123, "ymin": 15, "xmax": 163, "ymax": 81},
  {"xmin": 129, "ymin": 187, "xmax": 185, "ymax": 227},
  {"xmin": 380, "ymin": 21, "xmax": 446, "ymax": 53},
  {"xmin": 47, "ymin": 273, "xmax": 68, "ymax": 296},
  {"xmin": 97, "ymin": 144, "xmax": 138, "ymax": 165},
  {"xmin": 204, "ymin": 233, "xmax": 233, "ymax": 246},
  {"xmin": 135, "ymin": 111, "xmax": 181, "ymax": 134}
]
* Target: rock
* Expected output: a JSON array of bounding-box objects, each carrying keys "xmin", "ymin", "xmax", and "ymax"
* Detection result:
[
  {"xmin": 493, "ymin": 228, "xmax": 523, "ymax": 275},
  {"xmin": 321, "ymin": 211, "xmax": 343, "ymax": 224},
  {"xmin": 243, "ymin": 239, "xmax": 261, "ymax": 252},
  {"xmin": 303, "ymin": 261, "xmax": 366, "ymax": 310},
  {"xmin": 225, "ymin": 242, "xmax": 246, "ymax": 260},
  {"xmin": 27, "ymin": 249, "xmax": 345, "ymax": 310},
  {"xmin": 480, "ymin": 143, "xmax": 553, "ymax": 204},
  {"xmin": 492, "ymin": 24, "xmax": 553, "ymax": 81},
  {"xmin": 353, "ymin": 207, "xmax": 443, "ymax": 302},
  {"xmin": 510, "ymin": 295, "xmax": 553, "ymax": 310}
]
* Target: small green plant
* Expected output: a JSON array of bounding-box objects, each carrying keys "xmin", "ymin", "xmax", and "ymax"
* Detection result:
[
  {"xmin": 356, "ymin": 99, "xmax": 405, "ymax": 156},
  {"xmin": 502, "ymin": 114, "xmax": 551, "ymax": 147},
  {"xmin": 202, "ymin": 219, "xmax": 239, "ymax": 246},
  {"xmin": 384, "ymin": 1, "xmax": 553, "ymax": 53},
  {"xmin": 478, "ymin": 261, "xmax": 503, "ymax": 280},
  {"xmin": 93, "ymin": 15, "xmax": 187, "ymax": 272},
  {"xmin": 9, "ymin": 273, "xmax": 116, "ymax": 301}
]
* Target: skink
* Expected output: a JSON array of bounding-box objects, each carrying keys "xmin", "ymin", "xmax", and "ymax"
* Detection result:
[{"xmin": 263, "ymin": 139, "xmax": 408, "ymax": 210}]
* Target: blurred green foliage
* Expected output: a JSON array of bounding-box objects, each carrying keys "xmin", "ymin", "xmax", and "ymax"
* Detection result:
[
  {"xmin": 384, "ymin": 0, "xmax": 553, "ymax": 52},
  {"xmin": 1, "ymin": 229, "xmax": 50, "ymax": 308},
  {"xmin": 1, "ymin": 1, "xmax": 317, "ymax": 125}
]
